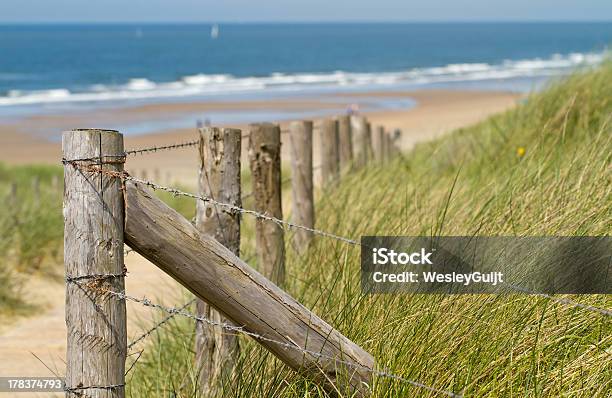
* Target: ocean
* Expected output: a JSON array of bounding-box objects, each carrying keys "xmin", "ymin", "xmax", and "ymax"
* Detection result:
[{"xmin": 0, "ymin": 22, "xmax": 610, "ymax": 110}]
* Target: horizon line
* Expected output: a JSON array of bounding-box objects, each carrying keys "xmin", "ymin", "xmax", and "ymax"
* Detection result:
[{"xmin": 1, "ymin": 19, "xmax": 611, "ymax": 25}]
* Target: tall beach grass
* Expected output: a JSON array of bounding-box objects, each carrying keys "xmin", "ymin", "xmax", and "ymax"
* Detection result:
[{"xmin": 126, "ymin": 63, "xmax": 611, "ymax": 397}]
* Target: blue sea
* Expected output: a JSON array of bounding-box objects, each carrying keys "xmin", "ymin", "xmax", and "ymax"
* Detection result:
[{"xmin": 0, "ymin": 22, "xmax": 610, "ymax": 120}]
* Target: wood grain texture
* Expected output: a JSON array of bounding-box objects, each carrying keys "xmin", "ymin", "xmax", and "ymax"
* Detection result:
[
  {"xmin": 248, "ymin": 123, "xmax": 285, "ymax": 285},
  {"xmin": 195, "ymin": 127, "xmax": 241, "ymax": 396},
  {"xmin": 289, "ymin": 121, "xmax": 314, "ymax": 252},
  {"xmin": 382, "ymin": 130, "xmax": 391, "ymax": 163},
  {"xmin": 365, "ymin": 121, "xmax": 373, "ymax": 162},
  {"xmin": 336, "ymin": 115, "xmax": 353, "ymax": 174},
  {"xmin": 123, "ymin": 180, "xmax": 374, "ymax": 395},
  {"xmin": 319, "ymin": 118, "xmax": 340, "ymax": 187},
  {"xmin": 350, "ymin": 115, "xmax": 368, "ymax": 169},
  {"xmin": 63, "ymin": 129, "xmax": 126, "ymax": 398},
  {"xmin": 372, "ymin": 126, "xmax": 385, "ymax": 163}
]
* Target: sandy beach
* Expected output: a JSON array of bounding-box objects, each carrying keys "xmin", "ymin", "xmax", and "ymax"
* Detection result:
[
  {"xmin": 0, "ymin": 89, "xmax": 522, "ymax": 185},
  {"xmin": 0, "ymin": 89, "xmax": 523, "ymax": 393}
]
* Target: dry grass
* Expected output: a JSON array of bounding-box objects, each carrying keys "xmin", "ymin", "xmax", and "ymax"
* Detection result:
[{"xmin": 127, "ymin": 63, "xmax": 611, "ymax": 397}]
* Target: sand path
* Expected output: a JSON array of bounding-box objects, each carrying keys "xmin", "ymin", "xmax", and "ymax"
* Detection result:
[
  {"xmin": 0, "ymin": 89, "xmax": 521, "ymax": 397},
  {"xmin": 0, "ymin": 253, "xmax": 185, "ymax": 397}
]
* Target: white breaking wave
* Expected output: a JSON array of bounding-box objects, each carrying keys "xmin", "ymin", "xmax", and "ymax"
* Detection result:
[{"xmin": 0, "ymin": 51, "xmax": 605, "ymax": 106}]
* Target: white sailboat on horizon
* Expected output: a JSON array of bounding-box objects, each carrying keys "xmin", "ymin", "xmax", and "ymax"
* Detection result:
[{"xmin": 210, "ymin": 24, "xmax": 219, "ymax": 39}]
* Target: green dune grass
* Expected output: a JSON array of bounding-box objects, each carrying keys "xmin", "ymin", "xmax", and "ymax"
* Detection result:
[
  {"xmin": 3, "ymin": 62, "xmax": 608, "ymax": 396},
  {"xmin": 126, "ymin": 62, "xmax": 611, "ymax": 397},
  {"xmin": 0, "ymin": 162, "xmax": 195, "ymax": 316},
  {"xmin": 0, "ymin": 164, "xmax": 63, "ymax": 314}
]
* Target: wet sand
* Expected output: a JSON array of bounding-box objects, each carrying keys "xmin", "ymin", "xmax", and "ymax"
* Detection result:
[
  {"xmin": 0, "ymin": 90, "xmax": 522, "ymax": 186},
  {"xmin": 0, "ymin": 89, "xmax": 522, "ymax": 389}
]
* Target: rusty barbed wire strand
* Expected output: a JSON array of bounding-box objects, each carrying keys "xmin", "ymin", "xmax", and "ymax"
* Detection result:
[
  {"xmin": 71, "ymin": 279, "xmax": 463, "ymax": 398},
  {"xmin": 62, "ymin": 161, "xmax": 612, "ymax": 319},
  {"xmin": 65, "ymin": 271, "xmax": 126, "ymax": 283},
  {"xmin": 124, "ymin": 173, "xmax": 361, "ymax": 245},
  {"xmin": 60, "ymin": 140, "xmax": 200, "ymax": 164},
  {"xmin": 63, "ymin": 161, "xmax": 612, "ymax": 318},
  {"xmin": 124, "ymin": 140, "xmax": 200, "ymax": 156},
  {"xmin": 64, "ymin": 383, "xmax": 125, "ymax": 393},
  {"xmin": 63, "ymin": 161, "xmax": 361, "ymax": 246},
  {"xmin": 127, "ymin": 298, "xmax": 197, "ymax": 351},
  {"xmin": 505, "ymin": 284, "xmax": 612, "ymax": 317}
]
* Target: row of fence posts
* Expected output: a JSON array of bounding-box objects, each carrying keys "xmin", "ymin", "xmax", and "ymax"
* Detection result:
[
  {"xmin": 62, "ymin": 113, "xmax": 402, "ymax": 398},
  {"xmin": 5, "ymin": 175, "xmax": 61, "ymax": 199},
  {"xmin": 196, "ymin": 114, "xmax": 400, "ymax": 395}
]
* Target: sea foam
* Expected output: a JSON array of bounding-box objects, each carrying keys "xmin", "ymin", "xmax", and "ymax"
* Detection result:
[{"xmin": 0, "ymin": 51, "xmax": 604, "ymax": 107}]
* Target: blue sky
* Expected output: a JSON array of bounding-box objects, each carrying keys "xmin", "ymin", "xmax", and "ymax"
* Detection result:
[{"xmin": 1, "ymin": 0, "xmax": 611, "ymax": 22}]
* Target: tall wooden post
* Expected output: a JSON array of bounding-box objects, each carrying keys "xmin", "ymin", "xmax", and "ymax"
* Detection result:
[
  {"xmin": 319, "ymin": 118, "xmax": 339, "ymax": 187},
  {"xmin": 365, "ymin": 121, "xmax": 373, "ymax": 162},
  {"xmin": 289, "ymin": 121, "xmax": 314, "ymax": 252},
  {"xmin": 372, "ymin": 126, "xmax": 385, "ymax": 163},
  {"xmin": 382, "ymin": 130, "xmax": 391, "ymax": 162},
  {"xmin": 393, "ymin": 128, "xmax": 403, "ymax": 155},
  {"xmin": 63, "ymin": 129, "xmax": 127, "ymax": 398},
  {"xmin": 336, "ymin": 115, "xmax": 353, "ymax": 174},
  {"xmin": 124, "ymin": 181, "xmax": 374, "ymax": 397},
  {"xmin": 248, "ymin": 123, "xmax": 285, "ymax": 285},
  {"xmin": 195, "ymin": 127, "xmax": 241, "ymax": 396},
  {"xmin": 350, "ymin": 115, "xmax": 368, "ymax": 169}
]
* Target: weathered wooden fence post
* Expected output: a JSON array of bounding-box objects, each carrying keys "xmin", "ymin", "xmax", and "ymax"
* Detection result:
[
  {"xmin": 365, "ymin": 121, "xmax": 374, "ymax": 162},
  {"xmin": 382, "ymin": 130, "xmax": 391, "ymax": 162},
  {"xmin": 248, "ymin": 123, "xmax": 285, "ymax": 285},
  {"xmin": 289, "ymin": 120, "xmax": 314, "ymax": 252},
  {"xmin": 195, "ymin": 127, "xmax": 241, "ymax": 396},
  {"xmin": 350, "ymin": 115, "xmax": 368, "ymax": 168},
  {"xmin": 63, "ymin": 129, "xmax": 127, "ymax": 398},
  {"xmin": 319, "ymin": 118, "xmax": 339, "ymax": 187},
  {"xmin": 372, "ymin": 126, "xmax": 385, "ymax": 163},
  {"xmin": 393, "ymin": 128, "xmax": 403, "ymax": 155},
  {"xmin": 336, "ymin": 115, "xmax": 353, "ymax": 174},
  {"xmin": 123, "ymin": 181, "xmax": 375, "ymax": 396}
]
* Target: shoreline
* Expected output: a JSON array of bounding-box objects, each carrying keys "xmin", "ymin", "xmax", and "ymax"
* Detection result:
[
  {"xmin": 0, "ymin": 89, "xmax": 522, "ymax": 185},
  {"xmin": 0, "ymin": 88, "xmax": 522, "ymax": 381}
]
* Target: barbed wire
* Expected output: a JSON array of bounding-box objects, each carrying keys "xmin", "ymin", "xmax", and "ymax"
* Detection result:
[
  {"xmin": 72, "ymin": 279, "xmax": 462, "ymax": 398},
  {"xmin": 61, "ymin": 140, "xmax": 201, "ymax": 164},
  {"xmin": 64, "ymin": 383, "xmax": 125, "ymax": 393},
  {"xmin": 65, "ymin": 161, "xmax": 612, "ymax": 319},
  {"xmin": 124, "ymin": 140, "xmax": 200, "ymax": 156},
  {"xmin": 62, "ymin": 161, "xmax": 361, "ymax": 247},
  {"xmin": 124, "ymin": 173, "xmax": 360, "ymax": 245},
  {"xmin": 505, "ymin": 284, "xmax": 612, "ymax": 317},
  {"xmin": 127, "ymin": 298, "xmax": 197, "ymax": 351}
]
